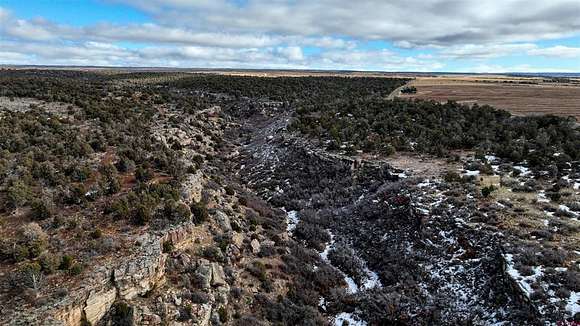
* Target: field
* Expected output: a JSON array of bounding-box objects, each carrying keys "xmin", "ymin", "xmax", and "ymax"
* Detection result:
[{"xmin": 398, "ymin": 75, "xmax": 580, "ymax": 120}]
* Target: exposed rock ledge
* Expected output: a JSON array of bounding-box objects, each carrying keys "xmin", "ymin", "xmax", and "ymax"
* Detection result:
[{"xmin": 5, "ymin": 222, "xmax": 198, "ymax": 326}]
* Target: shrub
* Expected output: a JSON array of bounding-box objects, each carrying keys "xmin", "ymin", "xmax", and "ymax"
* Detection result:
[
  {"xmin": 11, "ymin": 244, "xmax": 30, "ymax": 262},
  {"xmin": 162, "ymin": 241, "xmax": 174, "ymax": 253},
  {"xmin": 480, "ymin": 163, "xmax": 494, "ymax": 175},
  {"xmin": 247, "ymin": 261, "xmax": 268, "ymax": 281},
  {"xmin": 132, "ymin": 203, "xmax": 153, "ymax": 226},
  {"xmin": 11, "ymin": 262, "xmax": 43, "ymax": 291},
  {"xmin": 225, "ymin": 185, "xmax": 235, "ymax": 196},
  {"xmin": 59, "ymin": 255, "xmax": 74, "ymax": 270},
  {"xmin": 481, "ymin": 185, "xmax": 496, "ymax": 198},
  {"xmin": 116, "ymin": 156, "xmax": 136, "ymax": 173},
  {"xmin": 328, "ymin": 244, "xmax": 366, "ymax": 283},
  {"xmin": 39, "ymin": 252, "xmax": 59, "ymax": 274},
  {"xmin": 6, "ymin": 180, "xmax": 32, "ymax": 208},
  {"xmin": 90, "ymin": 228, "xmax": 103, "ymax": 239},
  {"xmin": 18, "ymin": 223, "xmax": 48, "ymax": 258},
  {"xmin": 135, "ymin": 166, "xmax": 154, "ymax": 182},
  {"xmin": 160, "ymin": 200, "xmax": 191, "ymax": 224},
  {"xmin": 294, "ymin": 222, "xmax": 331, "ymax": 250},
  {"xmin": 107, "ymin": 198, "xmax": 130, "ymax": 219},
  {"xmin": 69, "ymin": 263, "xmax": 83, "ymax": 276},
  {"xmin": 190, "ymin": 201, "xmax": 209, "ymax": 224},
  {"xmin": 30, "ymin": 198, "xmax": 54, "ymax": 220},
  {"xmin": 192, "ymin": 154, "xmax": 204, "ymax": 165},
  {"xmin": 102, "ymin": 175, "xmax": 121, "ymax": 195},
  {"xmin": 443, "ymin": 171, "xmax": 462, "ymax": 183},
  {"xmin": 202, "ymin": 246, "xmax": 225, "ymax": 263},
  {"xmin": 67, "ymin": 163, "xmax": 91, "ymax": 182},
  {"xmin": 546, "ymin": 191, "xmax": 561, "ymax": 202},
  {"xmin": 177, "ymin": 304, "xmax": 193, "ymax": 322},
  {"xmin": 186, "ymin": 165, "xmax": 197, "ymax": 174},
  {"xmin": 218, "ymin": 306, "xmax": 229, "ymax": 323},
  {"xmin": 382, "ymin": 144, "xmax": 396, "ymax": 156}
]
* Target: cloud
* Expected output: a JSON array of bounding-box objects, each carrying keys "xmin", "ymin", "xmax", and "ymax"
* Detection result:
[
  {"xmin": 317, "ymin": 49, "xmax": 444, "ymax": 71},
  {"xmin": 1, "ymin": 13, "xmax": 353, "ymax": 50},
  {"xmin": 0, "ymin": 40, "xmax": 141, "ymax": 66},
  {"xmin": 527, "ymin": 45, "xmax": 580, "ymax": 58},
  {"xmin": 276, "ymin": 46, "xmax": 304, "ymax": 61},
  {"xmin": 113, "ymin": 0, "xmax": 580, "ymax": 46},
  {"xmin": 460, "ymin": 63, "xmax": 575, "ymax": 74},
  {"xmin": 439, "ymin": 43, "xmax": 537, "ymax": 59},
  {"xmin": 1, "ymin": 2, "xmax": 580, "ymax": 71}
]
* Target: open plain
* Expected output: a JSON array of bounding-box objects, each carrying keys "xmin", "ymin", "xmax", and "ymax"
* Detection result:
[{"xmin": 398, "ymin": 75, "xmax": 580, "ymax": 120}]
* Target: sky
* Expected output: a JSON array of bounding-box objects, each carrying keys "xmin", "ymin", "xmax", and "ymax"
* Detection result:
[{"xmin": 0, "ymin": 0, "xmax": 579, "ymax": 72}]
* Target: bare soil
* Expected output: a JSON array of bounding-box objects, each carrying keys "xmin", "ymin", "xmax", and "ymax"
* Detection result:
[{"xmin": 400, "ymin": 77, "xmax": 580, "ymax": 120}]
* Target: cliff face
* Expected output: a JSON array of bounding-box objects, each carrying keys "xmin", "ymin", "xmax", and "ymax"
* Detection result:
[{"xmin": 8, "ymin": 222, "xmax": 199, "ymax": 326}]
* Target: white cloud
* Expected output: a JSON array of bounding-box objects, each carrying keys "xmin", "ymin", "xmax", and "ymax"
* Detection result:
[
  {"xmin": 528, "ymin": 45, "xmax": 580, "ymax": 58},
  {"xmin": 439, "ymin": 43, "xmax": 537, "ymax": 59},
  {"xmin": 1, "ymin": 2, "xmax": 580, "ymax": 71},
  {"xmin": 459, "ymin": 63, "xmax": 575, "ymax": 74},
  {"xmin": 276, "ymin": 46, "xmax": 304, "ymax": 61},
  {"xmin": 112, "ymin": 0, "xmax": 580, "ymax": 46},
  {"xmin": 317, "ymin": 49, "xmax": 444, "ymax": 71}
]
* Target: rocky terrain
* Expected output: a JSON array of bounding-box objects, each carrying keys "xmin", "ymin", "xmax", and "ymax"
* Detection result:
[
  {"xmin": 0, "ymin": 70, "xmax": 578, "ymax": 325},
  {"xmin": 233, "ymin": 104, "xmax": 579, "ymax": 325}
]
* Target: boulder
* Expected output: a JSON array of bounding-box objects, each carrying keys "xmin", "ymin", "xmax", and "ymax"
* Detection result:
[
  {"xmin": 214, "ymin": 210, "xmax": 232, "ymax": 232},
  {"xmin": 196, "ymin": 262, "xmax": 212, "ymax": 290},
  {"xmin": 181, "ymin": 172, "xmax": 204, "ymax": 203},
  {"xmin": 84, "ymin": 288, "xmax": 116, "ymax": 325},
  {"xmin": 250, "ymin": 239, "xmax": 261, "ymax": 254},
  {"xmin": 231, "ymin": 232, "xmax": 244, "ymax": 248},
  {"xmin": 211, "ymin": 263, "xmax": 227, "ymax": 287},
  {"xmin": 262, "ymin": 240, "xmax": 275, "ymax": 247}
]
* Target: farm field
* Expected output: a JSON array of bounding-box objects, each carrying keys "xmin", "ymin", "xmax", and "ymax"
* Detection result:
[{"xmin": 399, "ymin": 76, "xmax": 580, "ymax": 120}]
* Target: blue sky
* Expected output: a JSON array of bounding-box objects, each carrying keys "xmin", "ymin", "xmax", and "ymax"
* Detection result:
[{"xmin": 1, "ymin": 0, "xmax": 579, "ymax": 72}]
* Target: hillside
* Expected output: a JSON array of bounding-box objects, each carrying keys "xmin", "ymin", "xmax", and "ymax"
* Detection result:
[{"xmin": 0, "ymin": 70, "xmax": 578, "ymax": 325}]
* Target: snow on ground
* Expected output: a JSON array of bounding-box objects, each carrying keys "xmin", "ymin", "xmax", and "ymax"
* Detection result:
[
  {"xmin": 286, "ymin": 210, "xmax": 299, "ymax": 232},
  {"xmin": 396, "ymin": 171, "xmax": 409, "ymax": 179},
  {"xmin": 513, "ymin": 165, "xmax": 531, "ymax": 176},
  {"xmin": 537, "ymin": 191, "xmax": 550, "ymax": 203},
  {"xmin": 566, "ymin": 291, "xmax": 580, "ymax": 316},
  {"xmin": 464, "ymin": 170, "xmax": 480, "ymax": 176},
  {"xmin": 503, "ymin": 254, "xmax": 543, "ymax": 298},
  {"xmin": 485, "ymin": 155, "xmax": 498, "ymax": 162},
  {"xmin": 334, "ymin": 312, "xmax": 367, "ymax": 326},
  {"xmin": 319, "ymin": 232, "xmax": 335, "ymax": 262},
  {"xmin": 559, "ymin": 204, "xmax": 579, "ymax": 217},
  {"xmin": 344, "ymin": 276, "xmax": 359, "ymax": 294},
  {"xmin": 362, "ymin": 269, "xmax": 381, "ymax": 290},
  {"xmin": 317, "ymin": 228, "xmax": 382, "ymax": 323},
  {"xmin": 319, "ymin": 231, "xmax": 382, "ymax": 293}
]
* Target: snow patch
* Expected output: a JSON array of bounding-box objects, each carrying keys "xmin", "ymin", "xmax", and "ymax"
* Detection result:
[
  {"xmin": 503, "ymin": 254, "xmax": 543, "ymax": 298},
  {"xmin": 334, "ymin": 312, "xmax": 367, "ymax": 326},
  {"xmin": 537, "ymin": 191, "xmax": 550, "ymax": 203},
  {"xmin": 513, "ymin": 165, "xmax": 531, "ymax": 176},
  {"xmin": 566, "ymin": 292, "xmax": 580, "ymax": 316},
  {"xmin": 286, "ymin": 210, "xmax": 299, "ymax": 232},
  {"xmin": 463, "ymin": 170, "xmax": 480, "ymax": 176}
]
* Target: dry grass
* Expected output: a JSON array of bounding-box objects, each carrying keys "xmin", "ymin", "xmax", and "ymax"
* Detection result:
[
  {"xmin": 400, "ymin": 76, "xmax": 580, "ymax": 120},
  {"xmin": 493, "ymin": 184, "xmax": 580, "ymax": 249}
]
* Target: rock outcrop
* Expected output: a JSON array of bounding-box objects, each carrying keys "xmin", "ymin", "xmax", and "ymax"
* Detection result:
[{"xmin": 3, "ymin": 222, "xmax": 201, "ymax": 326}]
